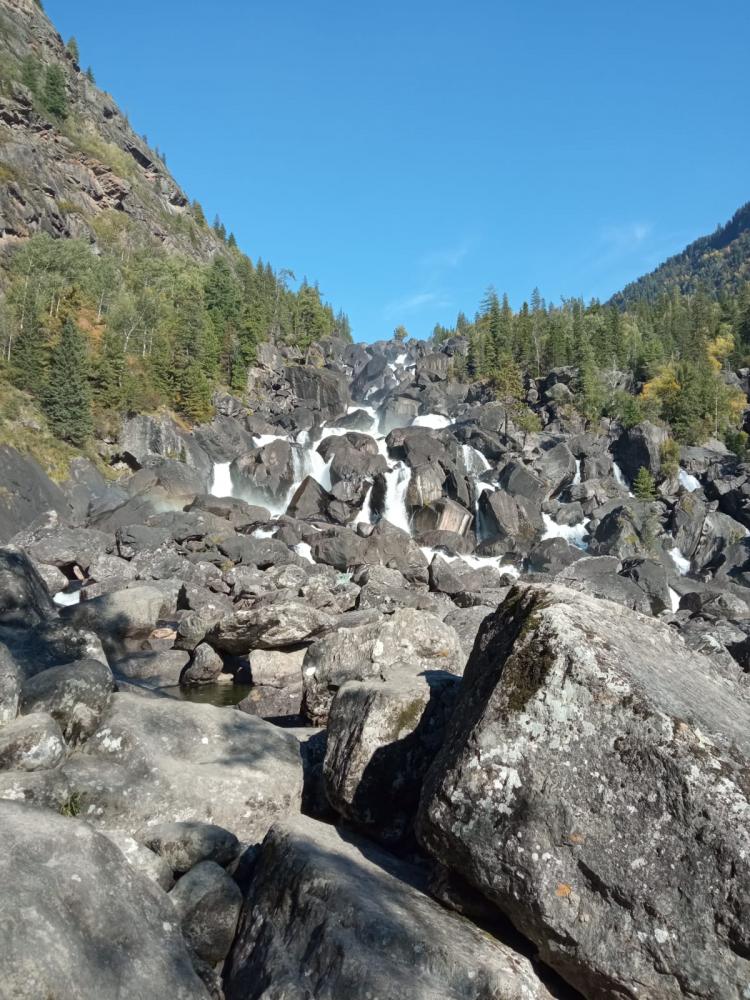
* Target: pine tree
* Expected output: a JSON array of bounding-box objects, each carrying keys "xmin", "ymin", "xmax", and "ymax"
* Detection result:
[
  {"xmin": 94, "ymin": 328, "xmax": 126, "ymax": 411},
  {"xmin": 21, "ymin": 55, "xmax": 40, "ymax": 96},
  {"xmin": 43, "ymin": 317, "xmax": 93, "ymax": 445},
  {"xmin": 66, "ymin": 37, "xmax": 80, "ymax": 65},
  {"xmin": 43, "ymin": 64, "xmax": 68, "ymax": 119},
  {"xmin": 633, "ymin": 466, "xmax": 656, "ymax": 500},
  {"xmin": 11, "ymin": 318, "xmax": 48, "ymax": 396},
  {"xmin": 85, "ymin": 66, "xmax": 95, "ymax": 84}
]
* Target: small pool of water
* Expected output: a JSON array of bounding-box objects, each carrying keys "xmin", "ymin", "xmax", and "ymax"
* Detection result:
[{"xmin": 162, "ymin": 682, "xmax": 253, "ymax": 706}]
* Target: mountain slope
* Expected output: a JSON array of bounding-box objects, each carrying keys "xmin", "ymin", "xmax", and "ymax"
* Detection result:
[
  {"xmin": 610, "ymin": 201, "xmax": 750, "ymax": 308},
  {"xmin": 0, "ymin": 0, "xmax": 222, "ymax": 266}
]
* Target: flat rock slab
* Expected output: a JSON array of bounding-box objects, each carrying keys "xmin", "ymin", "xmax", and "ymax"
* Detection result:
[
  {"xmin": 0, "ymin": 802, "xmax": 207, "ymax": 1000},
  {"xmin": 224, "ymin": 815, "xmax": 553, "ymax": 1000},
  {"xmin": 63, "ymin": 693, "xmax": 304, "ymax": 844},
  {"xmin": 417, "ymin": 583, "xmax": 750, "ymax": 999}
]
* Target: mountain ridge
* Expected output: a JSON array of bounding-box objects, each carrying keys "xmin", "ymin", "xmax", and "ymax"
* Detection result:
[{"xmin": 610, "ymin": 200, "xmax": 750, "ymax": 308}]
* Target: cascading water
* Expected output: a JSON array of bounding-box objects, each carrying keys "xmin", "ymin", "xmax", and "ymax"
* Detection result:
[
  {"xmin": 678, "ymin": 468, "xmax": 701, "ymax": 492},
  {"xmin": 612, "ymin": 461, "xmax": 630, "ymax": 490},
  {"xmin": 412, "ymin": 413, "xmax": 452, "ymax": 429},
  {"xmin": 210, "ymin": 461, "xmax": 232, "ymax": 497},
  {"xmin": 541, "ymin": 512, "xmax": 590, "ymax": 550},
  {"xmin": 354, "ymin": 484, "xmax": 374, "ymax": 525},
  {"xmin": 573, "ymin": 459, "xmax": 582, "ymax": 486},
  {"xmin": 669, "ymin": 547, "xmax": 691, "ymax": 575},
  {"xmin": 461, "ymin": 444, "xmax": 490, "ymax": 475},
  {"xmin": 383, "ymin": 462, "xmax": 412, "ymax": 532},
  {"xmin": 420, "ymin": 546, "xmax": 520, "ymax": 579}
]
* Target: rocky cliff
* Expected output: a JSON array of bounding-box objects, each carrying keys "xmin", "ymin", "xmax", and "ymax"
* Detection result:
[{"xmin": 0, "ymin": 0, "xmax": 223, "ymax": 267}]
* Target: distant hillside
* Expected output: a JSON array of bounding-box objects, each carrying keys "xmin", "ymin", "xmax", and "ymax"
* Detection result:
[
  {"xmin": 610, "ymin": 201, "xmax": 750, "ymax": 308},
  {"xmin": 0, "ymin": 0, "xmax": 224, "ymax": 267}
]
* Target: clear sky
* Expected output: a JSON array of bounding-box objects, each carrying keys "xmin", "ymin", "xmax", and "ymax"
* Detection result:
[{"xmin": 46, "ymin": 0, "xmax": 749, "ymax": 342}]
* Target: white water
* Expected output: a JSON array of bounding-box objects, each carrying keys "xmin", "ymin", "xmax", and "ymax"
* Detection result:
[
  {"xmin": 612, "ymin": 461, "xmax": 634, "ymax": 497},
  {"xmin": 394, "ymin": 352, "xmax": 408, "ymax": 366},
  {"xmin": 253, "ymin": 432, "xmax": 289, "ymax": 448},
  {"xmin": 252, "ymin": 528, "xmax": 276, "ymax": 539},
  {"xmin": 412, "ymin": 413, "xmax": 452, "ymax": 430},
  {"xmin": 669, "ymin": 546, "xmax": 691, "ymax": 575},
  {"xmin": 210, "ymin": 461, "xmax": 232, "ymax": 497},
  {"xmin": 420, "ymin": 546, "xmax": 521, "ymax": 579},
  {"xmin": 305, "ymin": 450, "xmax": 333, "ymax": 492},
  {"xmin": 293, "ymin": 542, "xmax": 314, "ymax": 563},
  {"xmin": 354, "ymin": 484, "xmax": 374, "ymax": 526},
  {"xmin": 54, "ymin": 589, "xmax": 81, "ymax": 607},
  {"xmin": 541, "ymin": 512, "xmax": 590, "ymax": 550},
  {"xmin": 678, "ymin": 468, "xmax": 701, "ymax": 492},
  {"xmin": 383, "ymin": 463, "xmax": 412, "ymax": 532},
  {"xmin": 462, "ymin": 444, "xmax": 490, "ymax": 475},
  {"xmin": 573, "ymin": 459, "xmax": 582, "ymax": 486},
  {"xmin": 668, "ymin": 586, "xmax": 681, "ymax": 613}
]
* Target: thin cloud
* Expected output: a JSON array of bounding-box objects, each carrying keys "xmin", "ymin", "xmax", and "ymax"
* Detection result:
[
  {"xmin": 384, "ymin": 291, "xmax": 449, "ymax": 318},
  {"xmin": 600, "ymin": 221, "xmax": 653, "ymax": 253}
]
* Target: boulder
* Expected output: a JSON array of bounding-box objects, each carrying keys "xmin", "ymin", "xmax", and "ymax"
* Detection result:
[
  {"xmin": 0, "ymin": 546, "xmax": 56, "ymax": 627},
  {"xmin": 417, "ymin": 584, "xmax": 750, "ymax": 999},
  {"xmin": 119, "ymin": 413, "xmax": 212, "ymax": 483},
  {"xmin": 20, "ymin": 658, "xmax": 114, "ymax": 744},
  {"xmin": 324, "ymin": 672, "xmax": 460, "ymax": 843},
  {"xmin": 209, "ymin": 603, "xmax": 337, "ymax": 654},
  {"xmin": 285, "ymin": 365, "xmax": 350, "ymax": 420},
  {"xmin": 0, "ymin": 802, "xmax": 207, "ymax": 999},
  {"xmin": 64, "ymin": 693, "xmax": 304, "ymax": 843},
  {"xmin": 534, "ymin": 442, "xmax": 576, "ymax": 494},
  {"xmin": 142, "ymin": 821, "xmax": 240, "ymax": 874},
  {"xmin": 181, "ymin": 644, "xmax": 224, "ymax": 686},
  {"xmin": 0, "ymin": 446, "xmax": 71, "ymax": 543},
  {"xmin": 613, "ymin": 420, "xmax": 668, "ymax": 482},
  {"xmin": 285, "ymin": 475, "xmax": 334, "ymax": 520},
  {"xmin": 224, "ymin": 816, "xmax": 553, "ymax": 1000},
  {"xmin": 0, "ymin": 712, "xmax": 66, "ymax": 771},
  {"xmin": 101, "ymin": 829, "xmax": 175, "ymax": 891},
  {"xmin": 170, "ymin": 860, "xmax": 242, "ymax": 965},
  {"xmin": 112, "ymin": 649, "xmax": 189, "ymax": 691},
  {"xmin": 59, "ymin": 584, "xmax": 180, "ymax": 651},
  {"xmin": 230, "ymin": 439, "xmax": 299, "ymax": 504},
  {"xmin": 302, "ymin": 607, "xmax": 465, "ymax": 724}
]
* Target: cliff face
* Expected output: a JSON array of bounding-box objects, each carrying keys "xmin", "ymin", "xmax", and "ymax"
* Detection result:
[{"xmin": 0, "ymin": 0, "xmax": 222, "ymax": 265}]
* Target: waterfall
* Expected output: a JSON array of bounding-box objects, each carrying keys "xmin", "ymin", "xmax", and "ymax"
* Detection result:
[
  {"xmin": 210, "ymin": 462, "xmax": 233, "ymax": 498},
  {"xmin": 462, "ymin": 444, "xmax": 490, "ymax": 475},
  {"xmin": 412, "ymin": 413, "xmax": 452, "ymax": 429},
  {"xmin": 669, "ymin": 547, "xmax": 691, "ymax": 575},
  {"xmin": 678, "ymin": 468, "xmax": 700, "ymax": 492},
  {"xmin": 383, "ymin": 462, "xmax": 412, "ymax": 533},
  {"xmin": 668, "ymin": 587, "xmax": 680, "ymax": 612},
  {"xmin": 541, "ymin": 512, "xmax": 590, "ymax": 550},
  {"xmin": 573, "ymin": 459, "xmax": 582, "ymax": 486},
  {"xmin": 420, "ymin": 546, "xmax": 520, "ymax": 579},
  {"xmin": 354, "ymin": 484, "xmax": 374, "ymax": 525}
]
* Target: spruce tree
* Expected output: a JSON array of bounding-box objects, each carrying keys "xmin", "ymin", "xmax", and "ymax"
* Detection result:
[
  {"xmin": 43, "ymin": 317, "xmax": 93, "ymax": 445},
  {"xmin": 43, "ymin": 64, "xmax": 68, "ymax": 119},
  {"xmin": 66, "ymin": 37, "xmax": 79, "ymax": 64},
  {"xmin": 633, "ymin": 466, "xmax": 656, "ymax": 500}
]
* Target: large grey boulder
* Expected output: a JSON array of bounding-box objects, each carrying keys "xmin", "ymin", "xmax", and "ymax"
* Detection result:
[
  {"xmin": 0, "ymin": 546, "xmax": 56, "ymax": 626},
  {"xmin": 60, "ymin": 584, "xmax": 180, "ymax": 650},
  {"xmin": 324, "ymin": 672, "xmax": 460, "ymax": 844},
  {"xmin": 64, "ymin": 693, "xmax": 303, "ymax": 843},
  {"xmin": 613, "ymin": 420, "xmax": 668, "ymax": 482},
  {"xmin": 286, "ymin": 364, "xmax": 350, "ymax": 420},
  {"xmin": 170, "ymin": 860, "xmax": 242, "ymax": 965},
  {"xmin": 0, "ymin": 446, "xmax": 71, "ymax": 543},
  {"xmin": 142, "ymin": 820, "xmax": 240, "ymax": 874},
  {"xmin": 0, "ymin": 713, "xmax": 66, "ymax": 772},
  {"xmin": 0, "ymin": 802, "xmax": 207, "ymax": 999},
  {"xmin": 417, "ymin": 584, "xmax": 750, "ymax": 999},
  {"xmin": 20, "ymin": 658, "xmax": 114, "ymax": 744},
  {"xmin": 209, "ymin": 602, "xmax": 337, "ymax": 654},
  {"xmin": 302, "ymin": 607, "xmax": 465, "ymax": 724},
  {"xmin": 119, "ymin": 413, "xmax": 212, "ymax": 484},
  {"xmin": 224, "ymin": 815, "xmax": 553, "ymax": 1000}
]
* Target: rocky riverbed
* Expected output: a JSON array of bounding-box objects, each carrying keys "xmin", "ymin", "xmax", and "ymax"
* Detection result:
[{"xmin": 0, "ymin": 334, "xmax": 748, "ymax": 998}]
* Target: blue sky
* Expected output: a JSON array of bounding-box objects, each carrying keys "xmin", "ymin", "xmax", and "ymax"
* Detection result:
[{"xmin": 47, "ymin": 0, "xmax": 749, "ymax": 342}]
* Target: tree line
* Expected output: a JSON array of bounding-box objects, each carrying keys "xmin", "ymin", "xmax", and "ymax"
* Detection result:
[
  {"xmin": 431, "ymin": 283, "xmax": 750, "ymax": 450},
  {"xmin": 0, "ymin": 224, "xmax": 351, "ymax": 444}
]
